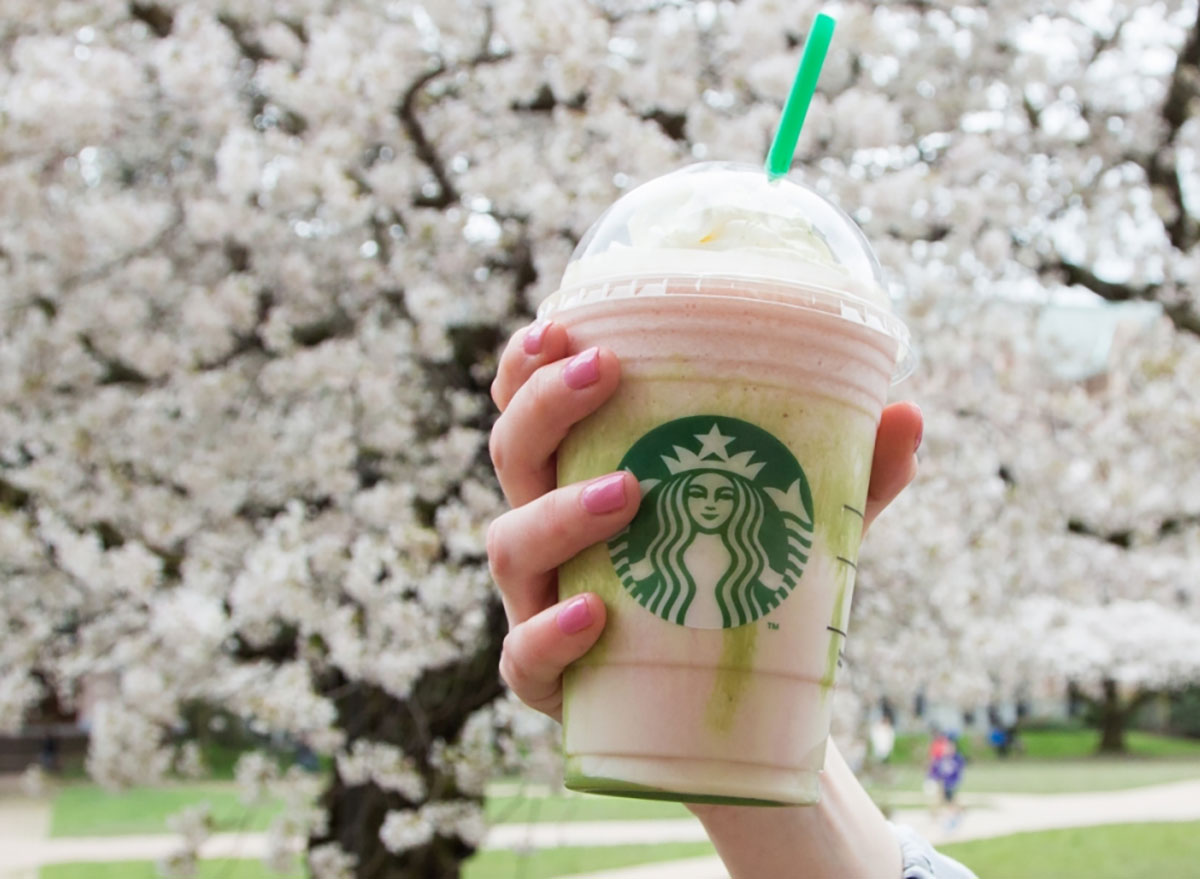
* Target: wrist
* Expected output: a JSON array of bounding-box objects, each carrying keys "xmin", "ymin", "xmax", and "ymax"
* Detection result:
[{"xmin": 686, "ymin": 741, "xmax": 901, "ymax": 879}]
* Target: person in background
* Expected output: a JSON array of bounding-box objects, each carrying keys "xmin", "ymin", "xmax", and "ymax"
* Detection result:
[
  {"xmin": 988, "ymin": 722, "xmax": 1010, "ymax": 756},
  {"xmin": 928, "ymin": 730, "xmax": 950, "ymax": 763},
  {"xmin": 39, "ymin": 733, "xmax": 59, "ymax": 773},
  {"xmin": 871, "ymin": 714, "xmax": 896, "ymax": 763},
  {"xmin": 866, "ymin": 711, "xmax": 897, "ymax": 788},
  {"xmin": 928, "ymin": 736, "xmax": 968, "ymax": 829}
]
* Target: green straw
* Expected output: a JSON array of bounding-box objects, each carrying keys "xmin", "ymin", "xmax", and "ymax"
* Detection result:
[{"xmin": 765, "ymin": 12, "xmax": 837, "ymax": 180}]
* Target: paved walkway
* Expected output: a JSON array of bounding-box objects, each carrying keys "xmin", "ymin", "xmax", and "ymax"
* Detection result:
[
  {"xmin": 2, "ymin": 833, "xmax": 293, "ymax": 873},
  {"xmin": 556, "ymin": 779, "xmax": 1200, "ymax": 878},
  {"xmin": 0, "ymin": 794, "xmax": 50, "ymax": 879},
  {"xmin": 572, "ymin": 856, "xmax": 731, "ymax": 879},
  {"xmin": 4, "ymin": 779, "xmax": 1200, "ymax": 877},
  {"xmin": 893, "ymin": 778, "xmax": 1200, "ymax": 845}
]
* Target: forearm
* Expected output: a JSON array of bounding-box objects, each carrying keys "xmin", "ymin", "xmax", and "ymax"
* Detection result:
[{"xmin": 688, "ymin": 740, "xmax": 902, "ymax": 879}]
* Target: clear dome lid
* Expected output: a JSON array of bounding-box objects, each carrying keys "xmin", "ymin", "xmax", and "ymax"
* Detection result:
[{"xmin": 540, "ymin": 162, "xmax": 912, "ymax": 380}]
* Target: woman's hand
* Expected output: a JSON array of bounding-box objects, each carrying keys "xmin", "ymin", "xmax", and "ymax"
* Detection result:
[
  {"xmin": 487, "ymin": 319, "xmax": 923, "ymax": 722},
  {"xmin": 487, "ymin": 321, "xmax": 638, "ymax": 721}
]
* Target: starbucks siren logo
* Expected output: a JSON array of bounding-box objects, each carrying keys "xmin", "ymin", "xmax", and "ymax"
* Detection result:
[{"xmin": 609, "ymin": 415, "xmax": 815, "ymax": 629}]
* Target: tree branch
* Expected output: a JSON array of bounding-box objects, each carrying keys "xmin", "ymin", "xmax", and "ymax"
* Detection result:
[
  {"xmin": 79, "ymin": 334, "xmax": 152, "ymax": 387},
  {"xmin": 1140, "ymin": 3, "xmax": 1200, "ymax": 251},
  {"xmin": 129, "ymin": 2, "xmax": 173, "ymax": 37},
  {"xmin": 1048, "ymin": 259, "xmax": 1161, "ymax": 302},
  {"xmin": 397, "ymin": 6, "xmax": 510, "ymax": 210},
  {"xmin": 0, "ymin": 475, "xmax": 32, "ymax": 512},
  {"xmin": 1126, "ymin": 687, "xmax": 1162, "ymax": 716},
  {"xmin": 216, "ymin": 13, "xmax": 271, "ymax": 63},
  {"xmin": 1041, "ymin": 259, "xmax": 1200, "ymax": 337},
  {"xmin": 59, "ymin": 208, "xmax": 185, "ymax": 295},
  {"xmin": 1068, "ymin": 512, "xmax": 1200, "ymax": 548},
  {"xmin": 398, "ymin": 65, "xmax": 459, "ymax": 209},
  {"xmin": 1162, "ymin": 4, "xmax": 1200, "ymax": 141}
]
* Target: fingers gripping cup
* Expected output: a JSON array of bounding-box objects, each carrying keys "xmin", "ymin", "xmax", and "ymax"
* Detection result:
[{"xmin": 540, "ymin": 162, "xmax": 913, "ymax": 805}]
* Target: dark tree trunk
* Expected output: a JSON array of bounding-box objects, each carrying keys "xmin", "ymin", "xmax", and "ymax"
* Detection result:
[
  {"xmin": 319, "ymin": 775, "xmax": 470, "ymax": 879},
  {"xmin": 1091, "ymin": 679, "xmax": 1158, "ymax": 755},
  {"xmin": 310, "ymin": 596, "xmax": 507, "ymax": 879},
  {"xmin": 308, "ymin": 316, "xmax": 515, "ymax": 877},
  {"xmin": 1097, "ymin": 678, "xmax": 1128, "ymax": 754}
]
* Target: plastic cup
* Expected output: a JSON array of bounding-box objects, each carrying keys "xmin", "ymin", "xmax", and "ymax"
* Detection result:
[{"xmin": 540, "ymin": 162, "xmax": 912, "ymax": 805}]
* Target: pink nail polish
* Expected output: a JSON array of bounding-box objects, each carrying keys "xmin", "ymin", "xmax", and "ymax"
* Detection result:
[
  {"xmin": 563, "ymin": 347, "xmax": 601, "ymax": 389},
  {"xmin": 581, "ymin": 472, "xmax": 627, "ymax": 514},
  {"xmin": 557, "ymin": 596, "xmax": 593, "ymax": 635},
  {"xmin": 523, "ymin": 322, "xmax": 549, "ymax": 355}
]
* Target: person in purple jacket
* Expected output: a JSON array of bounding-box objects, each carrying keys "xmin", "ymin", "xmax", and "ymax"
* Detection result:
[{"xmin": 928, "ymin": 737, "xmax": 968, "ymax": 827}]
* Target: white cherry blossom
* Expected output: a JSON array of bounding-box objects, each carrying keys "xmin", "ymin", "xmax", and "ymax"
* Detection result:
[{"xmin": 3, "ymin": 1, "xmax": 1198, "ymax": 875}]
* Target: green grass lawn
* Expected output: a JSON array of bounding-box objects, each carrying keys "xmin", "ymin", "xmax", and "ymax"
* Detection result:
[
  {"xmin": 939, "ymin": 821, "xmax": 1200, "ymax": 879},
  {"xmin": 46, "ymin": 752, "xmax": 1200, "ymax": 840},
  {"xmin": 867, "ymin": 757, "xmax": 1200, "ymax": 797},
  {"xmin": 464, "ymin": 842, "xmax": 716, "ymax": 879},
  {"xmin": 892, "ymin": 728, "xmax": 1200, "ymax": 764},
  {"xmin": 37, "ymin": 728, "xmax": 1200, "ymax": 879},
  {"xmin": 37, "ymin": 845, "xmax": 717, "ymax": 879},
  {"xmin": 869, "ymin": 728, "xmax": 1200, "ymax": 800},
  {"xmin": 486, "ymin": 791, "xmax": 691, "ymax": 824},
  {"xmin": 997, "ymin": 729, "xmax": 1200, "ymax": 760},
  {"xmin": 44, "ymin": 729, "xmax": 1200, "ymax": 833},
  {"xmin": 41, "ymin": 860, "xmax": 302, "ymax": 879},
  {"xmin": 49, "ymin": 783, "xmax": 283, "ymax": 837},
  {"xmin": 487, "ymin": 756, "xmax": 1200, "ymax": 824},
  {"xmin": 40, "ymin": 823, "xmax": 1200, "ymax": 879}
]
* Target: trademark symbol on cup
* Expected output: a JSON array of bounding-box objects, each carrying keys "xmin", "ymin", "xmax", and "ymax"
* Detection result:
[{"xmin": 767, "ymin": 622, "xmax": 780, "ymax": 631}]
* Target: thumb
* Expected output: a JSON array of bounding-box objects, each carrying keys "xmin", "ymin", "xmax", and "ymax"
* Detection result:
[
  {"xmin": 499, "ymin": 593, "xmax": 608, "ymax": 722},
  {"xmin": 864, "ymin": 401, "xmax": 922, "ymax": 533}
]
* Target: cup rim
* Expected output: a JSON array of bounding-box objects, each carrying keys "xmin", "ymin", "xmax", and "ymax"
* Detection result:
[{"xmin": 538, "ymin": 272, "xmax": 916, "ymax": 383}]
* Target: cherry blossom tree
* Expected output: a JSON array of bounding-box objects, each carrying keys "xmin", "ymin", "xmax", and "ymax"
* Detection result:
[
  {"xmin": 842, "ymin": 0, "xmax": 1200, "ymax": 752},
  {"xmin": 2, "ymin": 1, "xmax": 1198, "ymax": 877}
]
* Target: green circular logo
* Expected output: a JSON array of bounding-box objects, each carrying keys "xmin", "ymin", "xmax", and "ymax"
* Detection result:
[{"xmin": 608, "ymin": 415, "xmax": 815, "ymax": 629}]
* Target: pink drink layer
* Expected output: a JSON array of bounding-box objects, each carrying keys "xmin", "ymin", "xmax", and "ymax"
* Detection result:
[{"xmin": 555, "ymin": 283, "xmax": 897, "ymax": 805}]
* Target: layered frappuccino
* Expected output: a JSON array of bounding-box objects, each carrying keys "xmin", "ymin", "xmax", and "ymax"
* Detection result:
[{"xmin": 539, "ymin": 163, "xmax": 912, "ymax": 805}]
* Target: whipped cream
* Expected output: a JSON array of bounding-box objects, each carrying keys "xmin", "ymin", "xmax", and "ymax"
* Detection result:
[{"xmin": 553, "ymin": 163, "xmax": 891, "ymax": 311}]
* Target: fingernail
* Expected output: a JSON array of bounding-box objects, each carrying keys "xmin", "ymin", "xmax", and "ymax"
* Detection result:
[
  {"xmin": 557, "ymin": 596, "xmax": 594, "ymax": 635},
  {"xmin": 581, "ymin": 472, "xmax": 627, "ymax": 514},
  {"xmin": 563, "ymin": 347, "xmax": 600, "ymax": 390},
  {"xmin": 523, "ymin": 321, "xmax": 550, "ymax": 355},
  {"xmin": 914, "ymin": 419, "xmax": 924, "ymax": 455}
]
